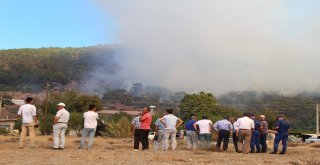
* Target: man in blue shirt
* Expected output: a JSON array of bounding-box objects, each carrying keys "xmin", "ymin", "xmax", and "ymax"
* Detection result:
[
  {"xmin": 185, "ymin": 115, "xmax": 198, "ymax": 150},
  {"xmin": 270, "ymin": 114, "xmax": 290, "ymax": 155},
  {"xmin": 213, "ymin": 116, "xmax": 233, "ymax": 151},
  {"xmin": 250, "ymin": 113, "xmax": 261, "ymax": 153}
]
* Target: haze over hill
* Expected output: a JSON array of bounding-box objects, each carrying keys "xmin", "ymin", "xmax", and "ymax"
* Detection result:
[{"xmin": 95, "ymin": 0, "xmax": 320, "ymax": 95}]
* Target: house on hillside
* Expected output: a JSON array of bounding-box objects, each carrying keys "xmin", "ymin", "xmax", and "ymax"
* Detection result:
[
  {"xmin": 0, "ymin": 108, "xmax": 18, "ymax": 133},
  {"xmin": 97, "ymin": 103, "xmax": 143, "ymax": 120}
]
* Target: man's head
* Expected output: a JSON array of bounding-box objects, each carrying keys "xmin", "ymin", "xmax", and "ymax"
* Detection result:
[
  {"xmin": 26, "ymin": 97, "xmax": 33, "ymax": 104},
  {"xmin": 259, "ymin": 115, "xmax": 266, "ymax": 120},
  {"xmin": 223, "ymin": 116, "xmax": 229, "ymax": 120},
  {"xmin": 142, "ymin": 107, "xmax": 150, "ymax": 114},
  {"xmin": 249, "ymin": 113, "xmax": 255, "ymax": 119},
  {"xmin": 89, "ymin": 104, "xmax": 96, "ymax": 111},
  {"xmin": 278, "ymin": 114, "xmax": 285, "ymax": 120},
  {"xmin": 202, "ymin": 116, "xmax": 208, "ymax": 120},
  {"xmin": 191, "ymin": 114, "xmax": 196, "ymax": 120},
  {"xmin": 56, "ymin": 102, "xmax": 66, "ymax": 110},
  {"xmin": 166, "ymin": 109, "xmax": 173, "ymax": 114},
  {"xmin": 243, "ymin": 112, "xmax": 249, "ymax": 117}
]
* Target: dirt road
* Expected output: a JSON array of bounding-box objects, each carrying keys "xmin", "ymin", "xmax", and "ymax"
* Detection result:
[{"xmin": 0, "ymin": 136, "xmax": 319, "ymax": 165}]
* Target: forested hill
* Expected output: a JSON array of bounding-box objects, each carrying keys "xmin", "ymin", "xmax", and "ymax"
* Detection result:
[
  {"xmin": 218, "ymin": 91, "xmax": 320, "ymax": 132},
  {"xmin": 0, "ymin": 45, "xmax": 118, "ymax": 91}
]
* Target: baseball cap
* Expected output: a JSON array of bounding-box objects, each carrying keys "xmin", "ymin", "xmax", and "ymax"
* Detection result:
[
  {"xmin": 260, "ymin": 115, "xmax": 266, "ymax": 119},
  {"xmin": 57, "ymin": 102, "xmax": 66, "ymax": 107}
]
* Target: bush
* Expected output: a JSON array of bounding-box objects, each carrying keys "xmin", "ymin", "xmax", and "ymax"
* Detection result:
[
  {"xmin": 0, "ymin": 128, "xmax": 8, "ymax": 135},
  {"xmin": 105, "ymin": 117, "xmax": 131, "ymax": 138}
]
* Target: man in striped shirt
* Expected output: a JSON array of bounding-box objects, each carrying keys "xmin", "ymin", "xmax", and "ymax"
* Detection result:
[{"xmin": 131, "ymin": 113, "xmax": 141, "ymax": 151}]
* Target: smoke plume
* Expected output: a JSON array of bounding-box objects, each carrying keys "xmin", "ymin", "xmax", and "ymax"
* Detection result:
[{"xmin": 95, "ymin": 0, "xmax": 320, "ymax": 95}]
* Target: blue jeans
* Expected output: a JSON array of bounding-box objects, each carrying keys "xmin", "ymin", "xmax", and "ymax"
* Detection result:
[
  {"xmin": 274, "ymin": 133, "xmax": 288, "ymax": 153},
  {"xmin": 250, "ymin": 130, "xmax": 261, "ymax": 152},
  {"xmin": 80, "ymin": 128, "xmax": 96, "ymax": 149},
  {"xmin": 199, "ymin": 133, "xmax": 212, "ymax": 149}
]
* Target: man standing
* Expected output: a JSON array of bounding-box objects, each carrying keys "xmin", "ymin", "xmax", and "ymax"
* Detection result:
[
  {"xmin": 249, "ymin": 113, "xmax": 261, "ymax": 153},
  {"xmin": 160, "ymin": 109, "xmax": 183, "ymax": 151},
  {"xmin": 213, "ymin": 116, "xmax": 233, "ymax": 151},
  {"xmin": 139, "ymin": 107, "xmax": 152, "ymax": 150},
  {"xmin": 79, "ymin": 104, "xmax": 99, "ymax": 150},
  {"xmin": 259, "ymin": 115, "xmax": 269, "ymax": 153},
  {"xmin": 154, "ymin": 114, "xmax": 165, "ymax": 151},
  {"xmin": 185, "ymin": 115, "xmax": 198, "ymax": 150},
  {"xmin": 193, "ymin": 116, "xmax": 213, "ymax": 150},
  {"xmin": 131, "ymin": 113, "xmax": 141, "ymax": 151},
  {"xmin": 53, "ymin": 102, "xmax": 70, "ymax": 150},
  {"xmin": 234, "ymin": 113, "xmax": 254, "ymax": 154},
  {"xmin": 231, "ymin": 117, "xmax": 239, "ymax": 152},
  {"xmin": 270, "ymin": 114, "xmax": 290, "ymax": 155},
  {"xmin": 17, "ymin": 97, "xmax": 37, "ymax": 148}
]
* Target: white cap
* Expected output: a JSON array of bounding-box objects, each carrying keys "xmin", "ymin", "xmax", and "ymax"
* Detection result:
[
  {"xmin": 57, "ymin": 102, "xmax": 66, "ymax": 107},
  {"xmin": 260, "ymin": 115, "xmax": 265, "ymax": 119}
]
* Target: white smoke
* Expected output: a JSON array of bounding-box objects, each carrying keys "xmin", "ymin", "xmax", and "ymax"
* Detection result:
[{"xmin": 95, "ymin": 0, "xmax": 320, "ymax": 95}]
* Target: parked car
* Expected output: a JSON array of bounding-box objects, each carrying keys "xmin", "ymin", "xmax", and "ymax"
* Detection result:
[
  {"xmin": 148, "ymin": 132, "xmax": 156, "ymax": 140},
  {"xmin": 305, "ymin": 135, "xmax": 320, "ymax": 144}
]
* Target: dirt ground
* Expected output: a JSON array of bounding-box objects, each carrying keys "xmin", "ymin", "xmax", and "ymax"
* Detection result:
[{"xmin": 0, "ymin": 135, "xmax": 319, "ymax": 165}]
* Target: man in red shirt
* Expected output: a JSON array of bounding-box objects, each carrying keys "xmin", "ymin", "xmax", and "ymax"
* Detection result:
[{"xmin": 139, "ymin": 107, "xmax": 152, "ymax": 150}]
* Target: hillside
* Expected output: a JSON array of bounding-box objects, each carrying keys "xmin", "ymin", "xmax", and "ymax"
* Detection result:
[{"xmin": 0, "ymin": 45, "xmax": 118, "ymax": 91}]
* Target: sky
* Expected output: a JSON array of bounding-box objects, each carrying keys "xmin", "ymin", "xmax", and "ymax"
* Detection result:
[
  {"xmin": 2, "ymin": 0, "xmax": 320, "ymax": 94},
  {"xmin": 0, "ymin": 0, "xmax": 116, "ymax": 49}
]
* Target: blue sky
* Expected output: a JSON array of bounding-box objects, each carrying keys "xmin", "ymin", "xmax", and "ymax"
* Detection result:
[{"xmin": 0, "ymin": 0, "xmax": 116, "ymax": 49}]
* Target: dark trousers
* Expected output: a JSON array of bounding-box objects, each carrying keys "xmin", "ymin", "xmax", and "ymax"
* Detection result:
[
  {"xmin": 140, "ymin": 129, "xmax": 150, "ymax": 150},
  {"xmin": 260, "ymin": 133, "xmax": 268, "ymax": 153},
  {"xmin": 250, "ymin": 130, "xmax": 261, "ymax": 152},
  {"xmin": 134, "ymin": 129, "xmax": 141, "ymax": 149},
  {"xmin": 216, "ymin": 130, "xmax": 230, "ymax": 151},
  {"xmin": 232, "ymin": 132, "xmax": 239, "ymax": 152},
  {"xmin": 274, "ymin": 133, "xmax": 288, "ymax": 153}
]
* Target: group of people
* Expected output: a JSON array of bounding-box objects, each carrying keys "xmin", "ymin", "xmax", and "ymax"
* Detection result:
[
  {"xmin": 132, "ymin": 109, "xmax": 291, "ymax": 155},
  {"xmin": 18, "ymin": 97, "xmax": 99, "ymax": 150},
  {"xmin": 17, "ymin": 96, "xmax": 290, "ymax": 155}
]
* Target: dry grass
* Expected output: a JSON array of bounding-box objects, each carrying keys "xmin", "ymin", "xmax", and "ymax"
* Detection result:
[{"xmin": 0, "ymin": 136, "xmax": 320, "ymax": 165}]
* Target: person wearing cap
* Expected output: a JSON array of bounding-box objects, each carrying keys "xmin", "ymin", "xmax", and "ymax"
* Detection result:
[
  {"xmin": 234, "ymin": 112, "xmax": 254, "ymax": 154},
  {"xmin": 249, "ymin": 113, "xmax": 261, "ymax": 153},
  {"xmin": 213, "ymin": 116, "xmax": 233, "ymax": 151},
  {"xmin": 270, "ymin": 114, "xmax": 290, "ymax": 155},
  {"xmin": 79, "ymin": 104, "xmax": 99, "ymax": 150},
  {"xmin": 17, "ymin": 97, "xmax": 37, "ymax": 148},
  {"xmin": 53, "ymin": 102, "xmax": 70, "ymax": 150},
  {"xmin": 259, "ymin": 115, "xmax": 268, "ymax": 153},
  {"xmin": 185, "ymin": 114, "xmax": 198, "ymax": 150}
]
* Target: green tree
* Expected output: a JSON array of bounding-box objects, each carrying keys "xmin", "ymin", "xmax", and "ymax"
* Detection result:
[{"xmin": 179, "ymin": 92, "xmax": 218, "ymax": 121}]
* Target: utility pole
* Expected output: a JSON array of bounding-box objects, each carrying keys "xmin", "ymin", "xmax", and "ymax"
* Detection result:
[
  {"xmin": 317, "ymin": 104, "xmax": 319, "ymax": 135},
  {"xmin": 44, "ymin": 82, "xmax": 49, "ymax": 135}
]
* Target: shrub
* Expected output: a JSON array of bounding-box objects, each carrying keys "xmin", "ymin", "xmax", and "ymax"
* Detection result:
[{"xmin": 105, "ymin": 117, "xmax": 131, "ymax": 138}]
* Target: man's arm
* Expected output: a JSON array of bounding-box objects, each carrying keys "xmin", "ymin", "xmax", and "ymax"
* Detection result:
[
  {"xmin": 209, "ymin": 121, "xmax": 213, "ymax": 132},
  {"xmin": 160, "ymin": 117, "xmax": 167, "ymax": 128},
  {"xmin": 176, "ymin": 118, "xmax": 183, "ymax": 128},
  {"xmin": 251, "ymin": 120, "xmax": 254, "ymax": 131},
  {"xmin": 193, "ymin": 123, "xmax": 198, "ymax": 131},
  {"xmin": 213, "ymin": 122, "xmax": 218, "ymax": 131}
]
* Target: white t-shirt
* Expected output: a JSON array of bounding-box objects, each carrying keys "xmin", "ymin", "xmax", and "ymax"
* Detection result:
[
  {"xmin": 234, "ymin": 116, "xmax": 254, "ymax": 130},
  {"xmin": 56, "ymin": 108, "xmax": 70, "ymax": 123},
  {"xmin": 162, "ymin": 114, "xmax": 179, "ymax": 130},
  {"xmin": 83, "ymin": 111, "xmax": 99, "ymax": 128},
  {"xmin": 195, "ymin": 119, "xmax": 213, "ymax": 134},
  {"xmin": 17, "ymin": 104, "xmax": 37, "ymax": 124}
]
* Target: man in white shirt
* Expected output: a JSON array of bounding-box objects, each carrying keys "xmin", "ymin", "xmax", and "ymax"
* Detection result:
[
  {"xmin": 160, "ymin": 109, "xmax": 183, "ymax": 151},
  {"xmin": 193, "ymin": 116, "xmax": 213, "ymax": 150},
  {"xmin": 79, "ymin": 104, "xmax": 99, "ymax": 149},
  {"xmin": 234, "ymin": 112, "xmax": 254, "ymax": 154},
  {"xmin": 53, "ymin": 102, "xmax": 70, "ymax": 150},
  {"xmin": 17, "ymin": 97, "xmax": 37, "ymax": 148}
]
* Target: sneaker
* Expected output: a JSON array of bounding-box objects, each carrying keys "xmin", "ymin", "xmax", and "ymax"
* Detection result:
[
  {"xmin": 269, "ymin": 151, "xmax": 277, "ymax": 154},
  {"xmin": 133, "ymin": 149, "xmax": 139, "ymax": 151},
  {"xmin": 53, "ymin": 148, "xmax": 60, "ymax": 150},
  {"xmin": 58, "ymin": 148, "xmax": 64, "ymax": 150},
  {"xmin": 249, "ymin": 150, "xmax": 254, "ymax": 153},
  {"xmin": 256, "ymin": 151, "xmax": 261, "ymax": 153}
]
